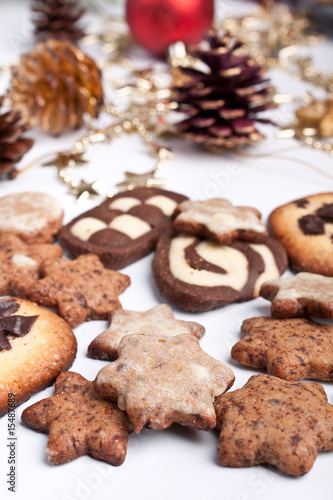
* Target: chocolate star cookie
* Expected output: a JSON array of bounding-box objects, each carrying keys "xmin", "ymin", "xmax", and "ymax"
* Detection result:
[
  {"xmin": 88, "ymin": 304, "xmax": 205, "ymax": 360},
  {"xmin": 94, "ymin": 333, "xmax": 234, "ymax": 433},
  {"xmin": 231, "ymin": 316, "xmax": 333, "ymax": 380},
  {"xmin": 260, "ymin": 272, "xmax": 333, "ymax": 318},
  {"xmin": 22, "ymin": 372, "xmax": 131, "ymax": 465},
  {"xmin": 27, "ymin": 254, "xmax": 130, "ymax": 328},
  {"xmin": 214, "ymin": 374, "xmax": 333, "ymax": 476},
  {"xmin": 269, "ymin": 193, "xmax": 333, "ymax": 276}
]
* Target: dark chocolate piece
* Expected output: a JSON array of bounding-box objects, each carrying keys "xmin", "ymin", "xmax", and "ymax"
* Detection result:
[
  {"xmin": 316, "ymin": 203, "xmax": 333, "ymax": 222},
  {"xmin": 0, "ymin": 315, "xmax": 38, "ymax": 338},
  {"xmin": 0, "ymin": 331, "xmax": 11, "ymax": 351},
  {"xmin": 295, "ymin": 199, "xmax": 309, "ymax": 208},
  {"xmin": 0, "ymin": 299, "xmax": 19, "ymax": 317},
  {"xmin": 298, "ymin": 215, "xmax": 325, "ymax": 235}
]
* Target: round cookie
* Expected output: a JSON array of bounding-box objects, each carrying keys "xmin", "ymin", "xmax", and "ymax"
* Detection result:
[
  {"xmin": 0, "ymin": 298, "xmax": 77, "ymax": 417},
  {"xmin": 61, "ymin": 187, "xmax": 188, "ymax": 269},
  {"xmin": 269, "ymin": 193, "xmax": 333, "ymax": 276},
  {"xmin": 0, "ymin": 192, "xmax": 64, "ymax": 244},
  {"xmin": 152, "ymin": 233, "xmax": 288, "ymax": 312}
]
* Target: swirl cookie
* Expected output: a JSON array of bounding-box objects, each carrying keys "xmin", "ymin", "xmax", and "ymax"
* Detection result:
[
  {"xmin": 0, "ymin": 298, "xmax": 77, "ymax": 417},
  {"xmin": 0, "ymin": 192, "xmax": 63, "ymax": 244},
  {"xmin": 269, "ymin": 193, "xmax": 333, "ymax": 276},
  {"xmin": 152, "ymin": 234, "xmax": 288, "ymax": 312},
  {"xmin": 61, "ymin": 187, "xmax": 188, "ymax": 269}
]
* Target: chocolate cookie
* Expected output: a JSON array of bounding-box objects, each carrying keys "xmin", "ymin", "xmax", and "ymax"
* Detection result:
[
  {"xmin": 61, "ymin": 187, "xmax": 188, "ymax": 269},
  {"xmin": 269, "ymin": 193, "xmax": 333, "ymax": 276},
  {"xmin": 0, "ymin": 192, "xmax": 63, "ymax": 243},
  {"xmin": 152, "ymin": 234, "xmax": 287, "ymax": 312},
  {"xmin": 0, "ymin": 298, "xmax": 77, "ymax": 417}
]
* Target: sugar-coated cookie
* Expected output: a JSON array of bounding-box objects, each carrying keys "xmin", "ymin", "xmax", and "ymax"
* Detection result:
[
  {"xmin": 0, "ymin": 298, "xmax": 77, "ymax": 417},
  {"xmin": 214, "ymin": 374, "xmax": 333, "ymax": 476},
  {"xmin": 152, "ymin": 234, "xmax": 287, "ymax": 312},
  {"xmin": 61, "ymin": 187, "xmax": 188, "ymax": 269},
  {"xmin": 269, "ymin": 193, "xmax": 333, "ymax": 276},
  {"xmin": 0, "ymin": 192, "xmax": 63, "ymax": 243}
]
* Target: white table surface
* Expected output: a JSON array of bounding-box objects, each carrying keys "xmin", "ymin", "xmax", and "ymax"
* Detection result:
[{"xmin": 0, "ymin": 1, "xmax": 333, "ymax": 499}]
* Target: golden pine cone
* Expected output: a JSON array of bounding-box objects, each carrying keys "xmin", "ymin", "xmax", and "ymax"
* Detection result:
[{"xmin": 9, "ymin": 39, "xmax": 103, "ymax": 136}]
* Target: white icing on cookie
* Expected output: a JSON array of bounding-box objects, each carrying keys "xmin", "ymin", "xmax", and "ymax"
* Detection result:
[
  {"xmin": 169, "ymin": 235, "xmax": 248, "ymax": 288},
  {"xmin": 249, "ymin": 243, "xmax": 279, "ymax": 295},
  {"xmin": 109, "ymin": 197, "xmax": 141, "ymax": 212},
  {"xmin": 109, "ymin": 214, "xmax": 151, "ymax": 239},
  {"xmin": 70, "ymin": 217, "xmax": 107, "ymax": 241},
  {"xmin": 145, "ymin": 195, "xmax": 178, "ymax": 216},
  {"xmin": 11, "ymin": 254, "xmax": 38, "ymax": 269}
]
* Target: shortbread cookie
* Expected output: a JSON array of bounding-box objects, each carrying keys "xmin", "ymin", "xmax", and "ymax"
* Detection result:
[
  {"xmin": 27, "ymin": 254, "xmax": 130, "ymax": 328},
  {"xmin": 0, "ymin": 232, "xmax": 63, "ymax": 297},
  {"xmin": 260, "ymin": 272, "xmax": 333, "ymax": 318},
  {"xmin": 173, "ymin": 199, "xmax": 268, "ymax": 244},
  {"xmin": 94, "ymin": 333, "xmax": 234, "ymax": 433},
  {"xmin": 22, "ymin": 372, "xmax": 131, "ymax": 466},
  {"xmin": 269, "ymin": 193, "xmax": 333, "ymax": 276},
  {"xmin": 214, "ymin": 374, "xmax": 333, "ymax": 476},
  {"xmin": 0, "ymin": 192, "xmax": 63, "ymax": 244},
  {"xmin": 232, "ymin": 316, "xmax": 333, "ymax": 380},
  {"xmin": 88, "ymin": 304, "xmax": 205, "ymax": 360},
  {"xmin": 152, "ymin": 234, "xmax": 287, "ymax": 312},
  {"xmin": 61, "ymin": 187, "xmax": 188, "ymax": 269},
  {"xmin": 0, "ymin": 298, "xmax": 77, "ymax": 417}
]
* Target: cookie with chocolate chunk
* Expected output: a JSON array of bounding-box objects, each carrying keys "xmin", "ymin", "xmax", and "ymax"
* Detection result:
[
  {"xmin": 152, "ymin": 233, "xmax": 287, "ymax": 312},
  {"xmin": 269, "ymin": 193, "xmax": 333, "ymax": 276},
  {"xmin": 0, "ymin": 298, "xmax": 77, "ymax": 417},
  {"xmin": 61, "ymin": 187, "xmax": 188, "ymax": 269}
]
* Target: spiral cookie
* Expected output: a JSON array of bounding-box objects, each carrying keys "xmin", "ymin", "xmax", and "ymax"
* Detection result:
[{"xmin": 152, "ymin": 234, "xmax": 287, "ymax": 312}]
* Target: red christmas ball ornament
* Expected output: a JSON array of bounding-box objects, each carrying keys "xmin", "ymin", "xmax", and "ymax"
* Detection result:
[{"xmin": 126, "ymin": 0, "xmax": 214, "ymax": 57}]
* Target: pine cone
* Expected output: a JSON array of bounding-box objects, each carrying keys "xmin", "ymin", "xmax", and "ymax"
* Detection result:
[
  {"xmin": 172, "ymin": 30, "xmax": 275, "ymax": 153},
  {"xmin": 0, "ymin": 97, "xmax": 34, "ymax": 179},
  {"xmin": 32, "ymin": 0, "xmax": 85, "ymax": 43},
  {"xmin": 9, "ymin": 39, "xmax": 103, "ymax": 136}
]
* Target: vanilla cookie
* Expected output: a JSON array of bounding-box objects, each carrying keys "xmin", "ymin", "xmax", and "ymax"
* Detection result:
[
  {"xmin": 152, "ymin": 234, "xmax": 287, "ymax": 312},
  {"xmin": 0, "ymin": 298, "xmax": 77, "ymax": 417},
  {"xmin": 269, "ymin": 193, "xmax": 333, "ymax": 276},
  {"xmin": 0, "ymin": 192, "xmax": 63, "ymax": 243}
]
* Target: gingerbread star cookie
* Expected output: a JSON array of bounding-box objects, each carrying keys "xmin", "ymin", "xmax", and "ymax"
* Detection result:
[
  {"xmin": 27, "ymin": 254, "xmax": 130, "ymax": 328},
  {"xmin": 88, "ymin": 304, "xmax": 205, "ymax": 360},
  {"xmin": 232, "ymin": 316, "xmax": 333, "ymax": 381},
  {"xmin": 0, "ymin": 232, "xmax": 63, "ymax": 297},
  {"xmin": 173, "ymin": 199, "xmax": 268, "ymax": 244},
  {"xmin": 94, "ymin": 333, "xmax": 234, "ymax": 433},
  {"xmin": 260, "ymin": 272, "xmax": 333, "ymax": 318},
  {"xmin": 21, "ymin": 372, "xmax": 131, "ymax": 465},
  {"xmin": 214, "ymin": 374, "xmax": 333, "ymax": 476}
]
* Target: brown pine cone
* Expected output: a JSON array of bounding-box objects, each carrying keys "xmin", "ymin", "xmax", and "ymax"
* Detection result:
[
  {"xmin": 9, "ymin": 39, "xmax": 103, "ymax": 136},
  {"xmin": 0, "ymin": 97, "xmax": 34, "ymax": 179},
  {"xmin": 32, "ymin": 0, "xmax": 85, "ymax": 43}
]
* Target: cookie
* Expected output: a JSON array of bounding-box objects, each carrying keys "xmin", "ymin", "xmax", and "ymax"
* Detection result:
[
  {"xmin": 94, "ymin": 333, "xmax": 234, "ymax": 433},
  {"xmin": 0, "ymin": 298, "xmax": 77, "ymax": 417},
  {"xmin": 0, "ymin": 232, "xmax": 63, "ymax": 297},
  {"xmin": 214, "ymin": 374, "xmax": 333, "ymax": 476},
  {"xmin": 88, "ymin": 303, "xmax": 205, "ymax": 361},
  {"xmin": 173, "ymin": 199, "xmax": 268, "ymax": 244},
  {"xmin": 269, "ymin": 193, "xmax": 333, "ymax": 276},
  {"xmin": 260, "ymin": 272, "xmax": 333, "ymax": 318},
  {"xmin": 0, "ymin": 192, "xmax": 63, "ymax": 244},
  {"xmin": 61, "ymin": 187, "xmax": 188, "ymax": 269},
  {"xmin": 21, "ymin": 371, "xmax": 131, "ymax": 466},
  {"xmin": 152, "ymin": 233, "xmax": 287, "ymax": 312},
  {"xmin": 231, "ymin": 316, "xmax": 333, "ymax": 381},
  {"xmin": 27, "ymin": 254, "xmax": 130, "ymax": 328}
]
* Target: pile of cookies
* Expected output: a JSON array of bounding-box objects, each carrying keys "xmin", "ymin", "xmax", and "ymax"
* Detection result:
[{"xmin": 1, "ymin": 188, "xmax": 333, "ymax": 477}]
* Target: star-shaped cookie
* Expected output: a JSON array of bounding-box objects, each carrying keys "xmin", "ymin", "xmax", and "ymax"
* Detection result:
[
  {"xmin": 88, "ymin": 304, "xmax": 205, "ymax": 360},
  {"xmin": 173, "ymin": 199, "xmax": 268, "ymax": 244},
  {"xmin": 214, "ymin": 374, "xmax": 333, "ymax": 476},
  {"xmin": 260, "ymin": 272, "xmax": 333, "ymax": 318},
  {"xmin": 0, "ymin": 232, "xmax": 63, "ymax": 297},
  {"xmin": 21, "ymin": 372, "xmax": 131, "ymax": 465},
  {"xmin": 231, "ymin": 316, "xmax": 333, "ymax": 381},
  {"xmin": 27, "ymin": 254, "xmax": 130, "ymax": 328},
  {"xmin": 94, "ymin": 333, "xmax": 235, "ymax": 433}
]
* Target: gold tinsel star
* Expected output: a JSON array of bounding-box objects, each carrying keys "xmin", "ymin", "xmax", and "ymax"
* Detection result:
[
  {"xmin": 116, "ymin": 170, "xmax": 166, "ymax": 192},
  {"xmin": 42, "ymin": 151, "xmax": 88, "ymax": 169},
  {"xmin": 68, "ymin": 179, "xmax": 101, "ymax": 202}
]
